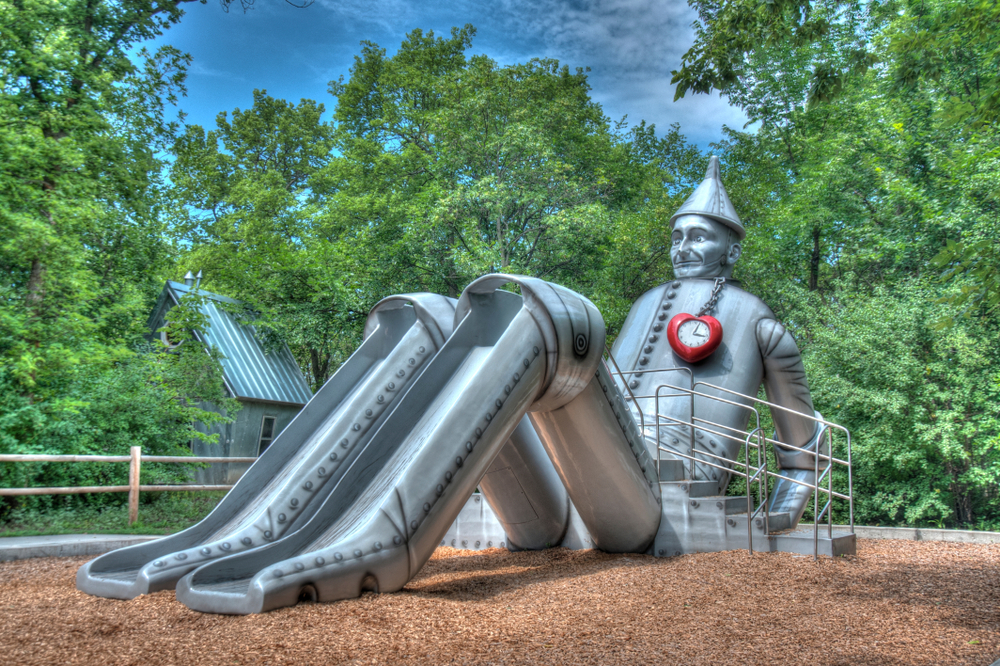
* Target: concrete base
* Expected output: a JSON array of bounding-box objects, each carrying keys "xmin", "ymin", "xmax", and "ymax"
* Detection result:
[
  {"xmin": 0, "ymin": 534, "xmax": 160, "ymax": 562},
  {"xmin": 840, "ymin": 525, "xmax": 1000, "ymax": 544},
  {"xmin": 440, "ymin": 492, "xmax": 856, "ymax": 558},
  {"xmin": 2, "ymin": 518, "xmax": 996, "ymax": 563}
]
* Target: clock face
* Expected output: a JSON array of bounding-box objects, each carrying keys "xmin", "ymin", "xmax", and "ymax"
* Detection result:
[{"xmin": 677, "ymin": 318, "xmax": 711, "ymax": 347}]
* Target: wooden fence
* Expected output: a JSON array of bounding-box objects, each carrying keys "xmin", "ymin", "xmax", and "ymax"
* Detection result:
[{"xmin": 0, "ymin": 448, "xmax": 255, "ymax": 524}]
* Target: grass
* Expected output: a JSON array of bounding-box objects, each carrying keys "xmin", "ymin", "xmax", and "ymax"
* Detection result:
[{"xmin": 0, "ymin": 491, "xmax": 227, "ymax": 537}]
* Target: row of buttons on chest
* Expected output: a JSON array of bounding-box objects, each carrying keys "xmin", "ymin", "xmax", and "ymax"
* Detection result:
[{"xmin": 629, "ymin": 281, "xmax": 682, "ymax": 390}]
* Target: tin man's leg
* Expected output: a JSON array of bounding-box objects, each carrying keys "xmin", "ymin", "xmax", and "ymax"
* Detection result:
[
  {"xmin": 478, "ymin": 417, "xmax": 570, "ymax": 550},
  {"xmin": 530, "ymin": 363, "xmax": 662, "ymax": 554}
]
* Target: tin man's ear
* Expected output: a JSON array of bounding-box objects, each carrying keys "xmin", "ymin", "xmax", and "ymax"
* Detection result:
[{"xmin": 728, "ymin": 242, "xmax": 742, "ymax": 265}]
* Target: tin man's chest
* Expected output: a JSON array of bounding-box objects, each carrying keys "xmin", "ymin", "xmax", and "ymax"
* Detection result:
[{"xmin": 610, "ymin": 279, "xmax": 770, "ymax": 402}]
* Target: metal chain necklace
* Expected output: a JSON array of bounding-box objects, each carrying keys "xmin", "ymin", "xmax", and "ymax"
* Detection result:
[{"xmin": 696, "ymin": 277, "xmax": 727, "ymax": 317}]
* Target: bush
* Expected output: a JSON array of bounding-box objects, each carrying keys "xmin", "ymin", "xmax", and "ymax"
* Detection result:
[{"xmin": 0, "ymin": 298, "xmax": 239, "ymax": 517}]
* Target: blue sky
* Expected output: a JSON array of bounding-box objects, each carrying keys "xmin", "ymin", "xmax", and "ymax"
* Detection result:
[{"xmin": 145, "ymin": 0, "xmax": 748, "ymax": 147}]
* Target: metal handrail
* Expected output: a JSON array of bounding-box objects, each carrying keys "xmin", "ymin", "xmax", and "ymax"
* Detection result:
[
  {"xmin": 654, "ymin": 380, "xmax": 761, "ymax": 480},
  {"xmin": 602, "ymin": 347, "xmax": 853, "ymax": 560},
  {"xmin": 695, "ymin": 379, "xmax": 856, "ymax": 537},
  {"xmin": 745, "ymin": 426, "xmax": 769, "ymax": 543}
]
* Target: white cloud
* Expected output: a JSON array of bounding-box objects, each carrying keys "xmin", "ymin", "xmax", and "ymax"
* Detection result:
[
  {"xmin": 226, "ymin": 0, "xmax": 748, "ymax": 144},
  {"xmin": 478, "ymin": 0, "xmax": 749, "ymax": 144},
  {"xmin": 311, "ymin": 0, "xmax": 420, "ymax": 33}
]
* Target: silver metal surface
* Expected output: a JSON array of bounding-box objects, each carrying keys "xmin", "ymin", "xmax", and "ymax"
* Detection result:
[
  {"xmin": 478, "ymin": 417, "xmax": 570, "ymax": 551},
  {"xmin": 77, "ymin": 295, "xmax": 456, "ymax": 600},
  {"xmin": 163, "ymin": 281, "xmax": 312, "ymax": 405},
  {"xmin": 668, "ymin": 155, "xmax": 745, "ymax": 239},
  {"xmin": 455, "ymin": 275, "xmax": 605, "ymax": 413},
  {"xmin": 443, "ymin": 490, "xmax": 854, "ymax": 560},
  {"xmin": 529, "ymin": 362, "xmax": 661, "ymax": 553}
]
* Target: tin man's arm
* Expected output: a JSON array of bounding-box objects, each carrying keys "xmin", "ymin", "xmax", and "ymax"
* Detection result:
[
  {"xmin": 756, "ymin": 319, "xmax": 824, "ymax": 468},
  {"xmin": 756, "ymin": 318, "xmax": 827, "ymax": 524}
]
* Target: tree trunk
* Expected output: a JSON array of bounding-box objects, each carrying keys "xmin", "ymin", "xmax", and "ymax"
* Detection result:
[
  {"xmin": 809, "ymin": 226, "xmax": 821, "ymax": 291},
  {"xmin": 310, "ymin": 348, "xmax": 330, "ymax": 389},
  {"xmin": 26, "ymin": 258, "xmax": 46, "ymax": 308},
  {"xmin": 945, "ymin": 461, "xmax": 974, "ymax": 525}
]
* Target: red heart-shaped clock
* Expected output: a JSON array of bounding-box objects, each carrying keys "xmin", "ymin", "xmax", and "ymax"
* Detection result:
[{"xmin": 667, "ymin": 313, "xmax": 723, "ymax": 363}]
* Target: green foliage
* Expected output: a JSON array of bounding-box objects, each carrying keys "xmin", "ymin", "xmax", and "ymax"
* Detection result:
[
  {"xmin": 0, "ymin": 0, "xmax": 239, "ymax": 518},
  {"xmin": 170, "ymin": 27, "xmax": 705, "ymax": 388},
  {"xmin": 805, "ymin": 282, "xmax": 1000, "ymax": 526},
  {"xmin": 325, "ymin": 26, "xmax": 627, "ymax": 298},
  {"xmin": 0, "ymin": 299, "xmax": 236, "ymax": 515},
  {"xmin": 0, "ymin": 491, "xmax": 227, "ymax": 537},
  {"xmin": 168, "ymin": 89, "xmax": 348, "ymax": 388},
  {"xmin": 0, "ymin": 0, "xmax": 199, "ymax": 401}
]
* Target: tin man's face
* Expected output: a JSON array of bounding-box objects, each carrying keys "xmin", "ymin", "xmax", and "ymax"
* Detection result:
[{"xmin": 670, "ymin": 214, "xmax": 741, "ymax": 279}]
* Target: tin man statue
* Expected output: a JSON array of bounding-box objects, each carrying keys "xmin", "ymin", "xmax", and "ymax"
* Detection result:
[
  {"xmin": 519, "ymin": 155, "xmax": 828, "ymax": 557},
  {"xmin": 609, "ymin": 155, "xmax": 825, "ymax": 524}
]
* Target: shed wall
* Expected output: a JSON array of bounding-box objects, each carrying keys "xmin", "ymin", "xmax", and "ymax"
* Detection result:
[{"xmin": 190, "ymin": 401, "xmax": 302, "ymax": 485}]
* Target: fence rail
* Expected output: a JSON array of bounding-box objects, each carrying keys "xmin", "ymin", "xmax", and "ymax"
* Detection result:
[{"xmin": 0, "ymin": 448, "xmax": 255, "ymax": 524}]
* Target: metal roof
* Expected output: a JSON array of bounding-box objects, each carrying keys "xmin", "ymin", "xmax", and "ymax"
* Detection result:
[{"xmin": 160, "ymin": 281, "xmax": 313, "ymax": 406}]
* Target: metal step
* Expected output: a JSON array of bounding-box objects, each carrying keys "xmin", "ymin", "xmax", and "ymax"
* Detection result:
[
  {"xmin": 725, "ymin": 511, "xmax": 792, "ymax": 534},
  {"xmin": 653, "ymin": 477, "xmax": 855, "ymax": 558},
  {"xmin": 693, "ymin": 495, "xmax": 753, "ymax": 516},
  {"xmin": 718, "ymin": 526, "xmax": 857, "ymax": 558},
  {"xmin": 657, "ymin": 459, "xmax": 686, "ymax": 482},
  {"xmin": 660, "ymin": 479, "xmax": 720, "ymax": 498}
]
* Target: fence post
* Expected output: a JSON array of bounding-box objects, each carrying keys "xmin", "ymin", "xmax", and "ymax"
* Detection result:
[{"xmin": 128, "ymin": 446, "xmax": 141, "ymax": 525}]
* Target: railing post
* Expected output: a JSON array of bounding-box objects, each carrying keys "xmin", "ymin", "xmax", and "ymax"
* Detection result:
[{"xmin": 128, "ymin": 446, "xmax": 141, "ymax": 526}]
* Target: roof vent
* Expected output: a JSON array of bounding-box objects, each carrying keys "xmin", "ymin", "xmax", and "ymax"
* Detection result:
[
  {"xmin": 194, "ymin": 269, "xmax": 203, "ymax": 289},
  {"xmin": 183, "ymin": 271, "xmax": 195, "ymax": 287}
]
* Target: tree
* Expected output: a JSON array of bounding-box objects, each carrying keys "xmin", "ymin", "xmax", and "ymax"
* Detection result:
[
  {"xmin": 0, "ymin": 1, "xmax": 250, "ymax": 512},
  {"xmin": 0, "ymin": 0, "xmax": 200, "ymax": 402},
  {"xmin": 171, "ymin": 27, "xmax": 707, "ymax": 386},
  {"xmin": 671, "ymin": 0, "xmax": 1000, "ymax": 527},
  {"xmin": 673, "ymin": 0, "xmax": 1000, "ymax": 313},
  {"xmin": 168, "ymin": 90, "xmax": 344, "ymax": 387},
  {"xmin": 325, "ymin": 26, "xmax": 704, "ymax": 322}
]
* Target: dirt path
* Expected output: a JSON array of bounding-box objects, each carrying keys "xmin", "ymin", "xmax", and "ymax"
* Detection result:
[{"xmin": 1, "ymin": 539, "xmax": 998, "ymax": 665}]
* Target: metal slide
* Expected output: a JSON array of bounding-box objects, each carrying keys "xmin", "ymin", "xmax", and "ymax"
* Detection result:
[
  {"xmin": 76, "ymin": 294, "xmax": 456, "ymax": 600},
  {"xmin": 172, "ymin": 275, "xmax": 660, "ymax": 614}
]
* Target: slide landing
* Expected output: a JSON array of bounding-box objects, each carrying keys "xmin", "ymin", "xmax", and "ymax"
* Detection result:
[{"xmin": 76, "ymin": 295, "xmax": 455, "ymax": 600}]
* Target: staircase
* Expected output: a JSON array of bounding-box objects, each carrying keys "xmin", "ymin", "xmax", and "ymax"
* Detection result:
[{"xmin": 653, "ymin": 459, "xmax": 855, "ymax": 559}]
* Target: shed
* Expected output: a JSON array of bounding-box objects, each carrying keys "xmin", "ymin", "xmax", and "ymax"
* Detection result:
[{"xmin": 147, "ymin": 277, "xmax": 313, "ymax": 484}]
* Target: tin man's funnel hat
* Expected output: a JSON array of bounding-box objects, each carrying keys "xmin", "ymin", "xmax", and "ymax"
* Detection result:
[{"xmin": 669, "ymin": 155, "xmax": 745, "ymax": 240}]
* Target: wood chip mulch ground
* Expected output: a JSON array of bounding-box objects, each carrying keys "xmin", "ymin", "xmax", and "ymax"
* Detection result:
[{"xmin": 1, "ymin": 539, "xmax": 998, "ymax": 665}]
